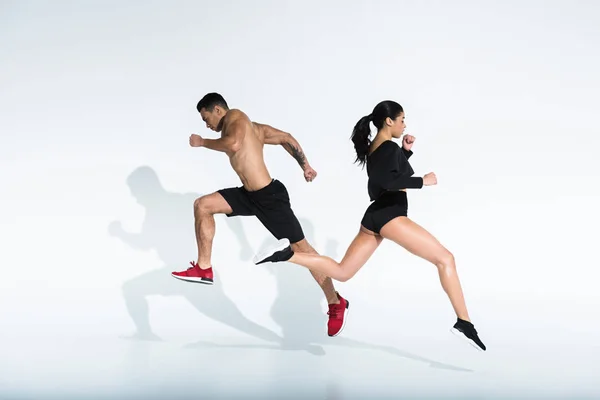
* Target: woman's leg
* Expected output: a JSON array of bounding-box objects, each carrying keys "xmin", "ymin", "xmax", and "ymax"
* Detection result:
[
  {"xmin": 257, "ymin": 227, "xmax": 383, "ymax": 282},
  {"xmin": 379, "ymin": 217, "xmax": 470, "ymax": 321}
]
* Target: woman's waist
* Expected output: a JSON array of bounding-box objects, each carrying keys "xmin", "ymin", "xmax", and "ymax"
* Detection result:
[
  {"xmin": 372, "ymin": 190, "xmax": 408, "ymax": 203},
  {"xmin": 380, "ymin": 189, "xmax": 407, "ymax": 196}
]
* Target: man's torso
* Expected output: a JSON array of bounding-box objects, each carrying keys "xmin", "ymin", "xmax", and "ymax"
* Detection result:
[{"xmin": 222, "ymin": 110, "xmax": 272, "ymax": 191}]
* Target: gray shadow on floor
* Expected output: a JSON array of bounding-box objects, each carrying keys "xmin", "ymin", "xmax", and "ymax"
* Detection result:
[
  {"xmin": 186, "ymin": 216, "xmax": 472, "ymax": 372},
  {"xmin": 109, "ymin": 166, "xmax": 281, "ymax": 344}
]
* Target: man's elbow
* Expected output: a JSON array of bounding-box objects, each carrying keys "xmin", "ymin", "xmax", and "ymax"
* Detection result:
[{"xmin": 278, "ymin": 132, "xmax": 293, "ymax": 146}]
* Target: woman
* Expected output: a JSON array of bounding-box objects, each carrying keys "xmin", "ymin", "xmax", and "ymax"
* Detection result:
[{"xmin": 253, "ymin": 100, "xmax": 486, "ymax": 351}]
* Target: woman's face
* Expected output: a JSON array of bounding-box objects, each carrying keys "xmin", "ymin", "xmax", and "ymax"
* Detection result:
[{"xmin": 390, "ymin": 112, "xmax": 406, "ymax": 138}]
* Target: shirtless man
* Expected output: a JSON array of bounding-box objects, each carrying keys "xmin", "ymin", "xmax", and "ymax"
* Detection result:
[{"xmin": 171, "ymin": 92, "xmax": 349, "ymax": 337}]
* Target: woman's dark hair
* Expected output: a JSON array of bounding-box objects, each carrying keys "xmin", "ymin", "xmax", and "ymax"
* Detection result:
[{"xmin": 350, "ymin": 100, "xmax": 404, "ymax": 166}]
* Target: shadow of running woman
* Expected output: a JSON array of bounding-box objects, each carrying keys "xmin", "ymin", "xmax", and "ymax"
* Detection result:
[{"xmin": 187, "ymin": 215, "xmax": 472, "ymax": 372}]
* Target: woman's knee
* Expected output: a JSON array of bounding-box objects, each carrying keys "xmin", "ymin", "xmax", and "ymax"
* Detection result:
[
  {"xmin": 435, "ymin": 249, "xmax": 456, "ymax": 270},
  {"xmin": 337, "ymin": 270, "xmax": 355, "ymax": 282},
  {"xmin": 335, "ymin": 261, "xmax": 357, "ymax": 282}
]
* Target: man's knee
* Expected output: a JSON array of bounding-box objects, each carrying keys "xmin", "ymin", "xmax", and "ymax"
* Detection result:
[
  {"xmin": 194, "ymin": 193, "xmax": 230, "ymax": 216},
  {"xmin": 194, "ymin": 196, "xmax": 207, "ymax": 214}
]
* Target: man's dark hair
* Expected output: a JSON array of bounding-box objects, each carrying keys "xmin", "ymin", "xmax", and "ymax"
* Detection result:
[{"xmin": 197, "ymin": 92, "xmax": 229, "ymax": 113}]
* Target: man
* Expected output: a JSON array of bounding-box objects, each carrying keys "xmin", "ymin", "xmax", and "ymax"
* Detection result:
[{"xmin": 171, "ymin": 93, "xmax": 349, "ymax": 337}]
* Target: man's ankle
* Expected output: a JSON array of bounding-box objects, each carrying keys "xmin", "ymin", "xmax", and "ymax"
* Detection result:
[{"xmin": 196, "ymin": 262, "xmax": 212, "ymax": 270}]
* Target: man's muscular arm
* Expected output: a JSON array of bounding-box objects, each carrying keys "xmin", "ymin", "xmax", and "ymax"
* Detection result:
[
  {"xmin": 259, "ymin": 123, "xmax": 317, "ymax": 182},
  {"xmin": 261, "ymin": 124, "xmax": 310, "ymax": 170}
]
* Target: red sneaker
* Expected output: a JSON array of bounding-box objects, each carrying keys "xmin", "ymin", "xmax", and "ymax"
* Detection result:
[
  {"xmin": 327, "ymin": 292, "xmax": 349, "ymax": 337},
  {"xmin": 171, "ymin": 261, "xmax": 214, "ymax": 284}
]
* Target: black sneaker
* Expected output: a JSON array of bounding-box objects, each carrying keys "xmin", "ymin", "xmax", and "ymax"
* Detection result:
[
  {"xmin": 253, "ymin": 238, "xmax": 294, "ymax": 264},
  {"xmin": 451, "ymin": 318, "xmax": 486, "ymax": 351}
]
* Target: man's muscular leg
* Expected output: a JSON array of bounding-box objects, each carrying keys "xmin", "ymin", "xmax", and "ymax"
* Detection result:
[
  {"xmin": 172, "ymin": 192, "xmax": 236, "ymax": 283},
  {"xmin": 193, "ymin": 192, "xmax": 233, "ymax": 269},
  {"xmin": 290, "ymin": 238, "xmax": 349, "ymax": 337},
  {"xmin": 291, "ymin": 239, "xmax": 340, "ymax": 305}
]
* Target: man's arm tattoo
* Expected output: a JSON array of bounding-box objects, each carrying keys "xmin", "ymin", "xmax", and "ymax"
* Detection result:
[{"xmin": 283, "ymin": 142, "xmax": 307, "ymax": 169}]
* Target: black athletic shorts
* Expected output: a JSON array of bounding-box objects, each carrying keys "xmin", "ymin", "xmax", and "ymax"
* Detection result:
[
  {"xmin": 360, "ymin": 191, "xmax": 408, "ymax": 234},
  {"xmin": 218, "ymin": 179, "xmax": 305, "ymax": 244}
]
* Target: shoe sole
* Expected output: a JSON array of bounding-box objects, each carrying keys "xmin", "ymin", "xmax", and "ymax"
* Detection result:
[
  {"xmin": 450, "ymin": 327, "xmax": 484, "ymax": 351},
  {"xmin": 329, "ymin": 300, "xmax": 350, "ymax": 337},
  {"xmin": 171, "ymin": 274, "xmax": 214, "ymax": 285},
  {"xmin": 253, "ymin": 238, "xmax": 291, "ymax": 264}
]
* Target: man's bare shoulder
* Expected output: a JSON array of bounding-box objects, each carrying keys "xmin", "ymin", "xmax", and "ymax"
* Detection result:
[
  {"xmin": 223, "ymin": 109, "xmax": 252, "ymax": 131},
  {"xmin": 252, "ymin": 121, "xmax": 269, "ymax": 131},
  {"xmin": 251, "ymin": 121, "xmax": 269, "ymax": 141},
  {"xmin": 224, "ymin": 109, "xmax": 250, "ymax": 123}
]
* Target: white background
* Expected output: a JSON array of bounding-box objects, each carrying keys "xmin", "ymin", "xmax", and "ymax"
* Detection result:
[{"xmin": 1, "ymin": 0, "xmax": 599, "ymax": 398}]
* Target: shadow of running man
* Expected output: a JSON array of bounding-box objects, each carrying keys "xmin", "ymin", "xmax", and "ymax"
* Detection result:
[
  {"xmin": 187, "ymin": 217, "xmax": 472, "ymax": 372},
  {"xmin": 108, "ymin": 166, "xmax": 281, "ymax": 344}
]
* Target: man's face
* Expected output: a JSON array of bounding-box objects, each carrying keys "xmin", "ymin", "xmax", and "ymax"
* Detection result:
[{"xmin": 199, "ymin": 106, "xmax": 224, "ymax": 132}]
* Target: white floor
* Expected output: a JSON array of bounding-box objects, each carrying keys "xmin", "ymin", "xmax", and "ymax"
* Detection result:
[
  {"xmin": 1, "ymin": 322, "xmax": 598, "ymax": 399},
  {"xmin": 2, "ymin": 205, "xmax": 599, "ymax": 399}
]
